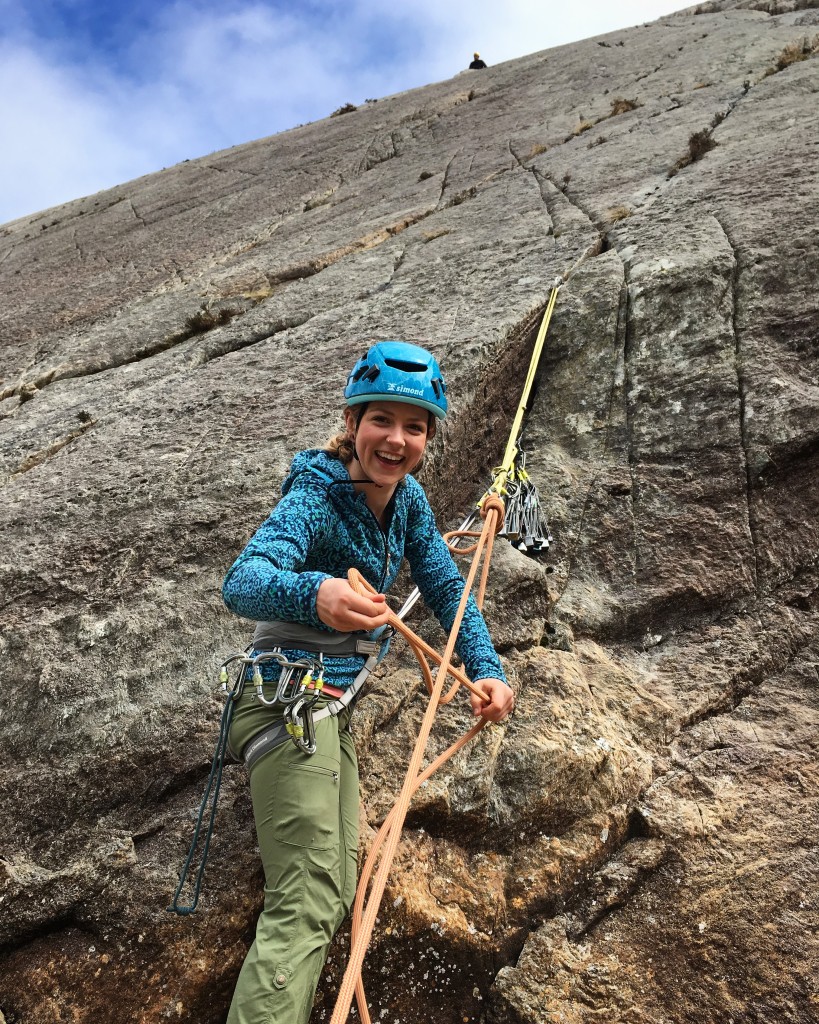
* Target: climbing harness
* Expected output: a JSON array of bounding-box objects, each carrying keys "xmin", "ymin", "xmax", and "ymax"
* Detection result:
[
  {"xmin": 168, "ymin": 626, "xmax": 391, "ymax": 915},
  {"xmin": 240, "ymin": 644, "xmax": 383, "ymax": 773}
]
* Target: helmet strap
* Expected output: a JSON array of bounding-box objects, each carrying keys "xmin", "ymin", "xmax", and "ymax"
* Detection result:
[{"xmin": 349, "ymin": 404, "xmax": 367, "ymax": 462}]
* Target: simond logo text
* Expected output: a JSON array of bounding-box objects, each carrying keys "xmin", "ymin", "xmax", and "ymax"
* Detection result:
[{"xmin": 386, "ymin": 383, "xmax": 424, "ymax": 396}]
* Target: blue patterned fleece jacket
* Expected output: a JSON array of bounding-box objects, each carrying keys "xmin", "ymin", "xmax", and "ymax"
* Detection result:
[{"xmin": 222, "ymin": 449, "xmax": 506, "ymax": 689}]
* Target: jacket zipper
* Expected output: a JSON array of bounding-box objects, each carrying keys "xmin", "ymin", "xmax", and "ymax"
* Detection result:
[{"xmin": 361, "ymin": 504, "xmax": 390, "ymax": 591}]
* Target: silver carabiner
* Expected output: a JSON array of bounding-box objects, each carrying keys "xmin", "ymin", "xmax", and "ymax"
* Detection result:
[
  {"xmin": 218, "ymin": 652, "xmax": 256, "ymax": 701},
  {"xmin": 284, "ymin": 694, "xmax": 318, "ymax": 755},
  {"xmin": 252, "ymin": 651, "xmax": 288, "ymax": 706},
  {"xmin": 275, "ymin": 659, "xmax": 309, "ymax": 704},
  {"xmin": 251, "ymin": 652, "xmax": 322, "ymax": 719}
]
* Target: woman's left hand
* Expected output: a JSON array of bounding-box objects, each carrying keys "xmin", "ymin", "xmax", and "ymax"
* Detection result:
[{"xmin": 470, "ymin": 678, "xmax": 515, "ymax": 722}]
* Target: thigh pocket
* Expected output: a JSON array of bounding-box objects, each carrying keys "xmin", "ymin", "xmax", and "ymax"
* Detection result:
[{"xmin": 272, "ymin": 754, "xmax": 341, "ymax": 850}]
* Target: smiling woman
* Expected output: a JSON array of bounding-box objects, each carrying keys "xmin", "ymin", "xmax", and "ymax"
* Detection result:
[
  {"xmin": 338, "ymin": 340, "xmax": 447, "ymax": 521},
  {"xmin": 219, "ymin": 339, "xmax": 513, "ymax": 1024}
]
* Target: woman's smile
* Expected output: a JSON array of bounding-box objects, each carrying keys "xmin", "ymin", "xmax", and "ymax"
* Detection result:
[{"xmin": 374, "ymin": 449, "xmax": 403, "ymax": 465}]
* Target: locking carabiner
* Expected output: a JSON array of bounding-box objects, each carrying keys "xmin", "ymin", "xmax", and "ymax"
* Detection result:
[{"xmin": 284, "ymin": 692, "xmax": 320, "ymax": 754}]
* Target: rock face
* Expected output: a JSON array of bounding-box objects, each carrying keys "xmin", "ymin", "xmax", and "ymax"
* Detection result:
[{"xmin": 1, "ymin": 2, "xmax": 818, "ymax": 1022}]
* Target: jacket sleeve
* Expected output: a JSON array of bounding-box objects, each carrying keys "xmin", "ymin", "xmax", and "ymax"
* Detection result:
[
  {"xmin": 222, "ymin": 486, "xmax": 334, "ymax": 626},
  {"xmin": 403, "ymin": 483, "xmax": 506, "ymax": 683}
]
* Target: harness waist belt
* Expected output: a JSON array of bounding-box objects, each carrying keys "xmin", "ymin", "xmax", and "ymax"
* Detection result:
[
  {"xmin": 252, "ymin": 619, "xmax": 381, "ymax": 656},
  {"xmin": 239, "ymin": 654, "xmax": 376, "ymax": 773}
]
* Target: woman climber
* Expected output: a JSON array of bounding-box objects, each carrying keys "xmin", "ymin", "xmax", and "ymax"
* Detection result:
[{"xmin": 221, "ymin": 340, "xmax": 514, "ymax": 1024}]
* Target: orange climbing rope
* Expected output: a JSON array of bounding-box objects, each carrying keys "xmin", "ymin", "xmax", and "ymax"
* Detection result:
[{"xmin": 330, "ymin": 494, "xmax": 505, "ymax": 1024}]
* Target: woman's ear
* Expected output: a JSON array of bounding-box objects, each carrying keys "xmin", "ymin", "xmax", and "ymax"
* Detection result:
[{"xmin": 343, "ymin": 407, "xmax": 357, "ymax": 437}]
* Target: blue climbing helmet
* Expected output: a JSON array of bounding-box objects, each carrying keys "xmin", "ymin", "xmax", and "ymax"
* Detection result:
[{"xmin": 344, "ymin": 341, "xmax": 448, "ymax": 419}]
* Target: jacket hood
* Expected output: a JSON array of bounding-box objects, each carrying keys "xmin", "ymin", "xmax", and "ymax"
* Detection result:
[{"xmin": 281, "ymin": 449, "xmax": 352, "ymax": 496}]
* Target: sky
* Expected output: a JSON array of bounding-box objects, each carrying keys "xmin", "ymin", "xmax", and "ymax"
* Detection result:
[{"xmin": 0, "ymin": 0, "xmax": 694, "ymax": 226}]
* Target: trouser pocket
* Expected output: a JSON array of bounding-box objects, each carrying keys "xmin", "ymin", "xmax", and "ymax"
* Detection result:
[{"xmin": 271, "ymin": 754, "xmax": 341, "ymax": 850}]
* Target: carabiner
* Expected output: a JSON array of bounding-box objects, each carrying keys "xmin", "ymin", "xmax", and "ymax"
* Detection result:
[
  {"xmin": 284, "ymin": 693, "xmax": 319, "ymax": 755},
  {"xmin": 252, "ymin": 651, "xmax": 288, "ymax": 707},
  {"xmin": 275, "ymin": 657, "xmax": 314, "ymax": 704},
  {"xmin": 218, "ymin": 652, "xmax": 254, "ymax": 701}
]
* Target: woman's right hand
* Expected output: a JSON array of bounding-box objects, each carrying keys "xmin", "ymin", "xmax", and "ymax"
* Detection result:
[{"xmin": 316, "ymin": 578, "xmax": 392, "ymax": 632}]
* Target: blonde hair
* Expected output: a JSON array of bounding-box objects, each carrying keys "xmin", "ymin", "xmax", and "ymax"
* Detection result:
[{"xmin": 325, "ymin": 427, "xmax": 356, "ymax": 465}]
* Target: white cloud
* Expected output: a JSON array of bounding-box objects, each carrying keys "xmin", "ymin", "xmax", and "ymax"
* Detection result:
[
  {"xmin": 355, "ymin": 0, "xmax": 696, "ymax": 73},
  {"xmin": 0, "ymin": 43, "xmax": 148, "ymax": 222}
]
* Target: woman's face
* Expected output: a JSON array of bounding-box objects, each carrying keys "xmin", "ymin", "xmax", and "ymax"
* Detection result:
[{"xmin": 345, "ymin": 401, "xmax": 431, "ymax": 487}]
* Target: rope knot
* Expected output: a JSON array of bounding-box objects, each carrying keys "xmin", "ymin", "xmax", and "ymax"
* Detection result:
[{"xmin": 480, "ymin": 493, "xmax": 506, "ymax": 533}]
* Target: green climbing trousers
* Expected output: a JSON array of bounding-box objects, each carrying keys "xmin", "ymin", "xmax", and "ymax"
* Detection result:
[{"xmin": 227, "ymin": 689, "xmax": 359, "ymax": 1024}]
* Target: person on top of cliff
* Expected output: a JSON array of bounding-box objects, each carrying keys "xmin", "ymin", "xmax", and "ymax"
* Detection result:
[
  {"xmin": 469, "ymin": 51, "xmax": 487, "ymax": 69},
  {"xmin": 221, "ymin": 340, "xmax": 513, "ymax": 1024}
]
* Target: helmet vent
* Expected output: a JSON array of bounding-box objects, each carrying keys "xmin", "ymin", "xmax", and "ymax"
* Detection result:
[
  {"xmin": 351, "ymin": 365, "xmax": 380, "ymax": 382},
  {"xmin": 384, "ymin": 358, "xmax": 428, "ymax": 373}
]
